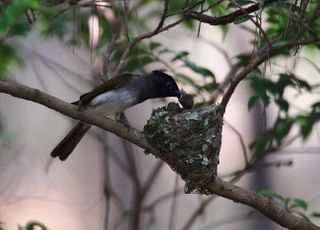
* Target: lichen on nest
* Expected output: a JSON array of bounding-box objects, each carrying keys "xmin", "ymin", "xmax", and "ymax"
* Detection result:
[{"xmin": 143, "ymin": 104, "xmax": 224, "ymax": 194}]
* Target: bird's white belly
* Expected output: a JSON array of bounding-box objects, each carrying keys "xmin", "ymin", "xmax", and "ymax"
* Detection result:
[{"xmin": 88, "ymin": 89, "xmax": 138, "ymax": 114}]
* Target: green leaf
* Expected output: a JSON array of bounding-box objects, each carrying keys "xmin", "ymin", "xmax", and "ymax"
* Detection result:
[
  {"xmin": 248, "ymin": 95, "xmax": 260, "ymax": 110},
  {"xmin": 0, "ymin": 0, "xmax": 40, "ymax": 37},
  {"xmin": 149, "ymin": 42, "xmax": 162, "ymax": 51},
  {"xmin": 10, "ymin": 21, "xmax": 31, "ymax": 36},
  {"xmin": 249, "ymin": 131, "xmax": 273, "ymax": 155},
  {"xmin": 277, "ymin": 74, "xmax": 295, "ymax": 96},
  {"xmin": 294, "ymin": 78, "xmax": 312, "ymax": 91},
  {"xmin": 0, "ymin": 43, "xmax": 20, "ymax": 76},
  {"xmin": 234, "ymin": 54, "xmax": 251, "ymax": 67},
  {"xmin": 98, "ymin": 15, "xmax": 112, "ymax": 46},
  {"xmin": 168, "ymin": 0, "xmax": 198, "ymax": 13},
  {"xmin": 158, "ymin": 47, "xmax": 173, "ymax": 54},
  {"xmin": 274, "ymin": 118, "xmax": 293, "ymax": 142},
  {"xmin": 203, "ymin": 81, "xmax": 219, "ymax": 92},
  {"xmin": 183, "ymin": 19, "xmax": 196, "ymax": 30},
  {"xmin": 250, "ymin": 77, "xmax": 275, "ymax": 94},
  {"xmin": 227, "ymin": 0, "xmax": 254, "ymax": 8},
  {"xmin": 233, "ymin": 15, "xmax": 253, "ymax": 24},
  {"xmin": 208, "ymin": 0, "xmax": 228, "ymax": 17},
  {"xmin": 259, "ymin": 189, "xmax": 285, "ymax": 202},
  {"xmin": 125, "ymin": 56, "xmax": 154, "ymax": 71},
  {"xmin": 296, "ymin": 115, "xmax": 313, "ymax": 139},
  {"xmin": 291, "ymin": 198, "xmax": 308, "ymax": 211},
  {"xmin": 312, "ymin": 102, "xmax": 320, "ymax": 111},
  {"xmin": 5, "ymin": 4, "xmax": 25, "ymax": 25},
  {"xmin": 184, "ymin": 60, "xmax": 215, "ymax": 78},
  {"xmin": 38, "ymin": 13, "xmax": 68, "ymax": 39},
  {"xmin": 171, "ymin": 51, "xmax": 189, "ymax": 61},
  {"xmin": 275, "ymin": 98, "xmax": 289, "ymax": 112},
  {"xmin": 278, "ymin": 73, "xmax": 312, "ymax": 94},
  {"xmin": 25, "ymin": 221, "xmax": 47, "ymax": 230}
]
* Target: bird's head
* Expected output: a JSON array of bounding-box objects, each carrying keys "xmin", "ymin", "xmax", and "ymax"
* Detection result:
[{"xmin": 150, "ymin": 71, "xmax": 181, "ymax": 98}]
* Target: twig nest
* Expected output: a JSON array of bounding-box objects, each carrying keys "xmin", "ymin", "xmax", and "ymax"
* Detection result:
[{"xmin": 144, "ymin": 104, "xmax": 224, "ymax": 194}]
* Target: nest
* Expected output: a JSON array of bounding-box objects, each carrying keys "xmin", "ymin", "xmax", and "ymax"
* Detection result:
[{"xmin": 143, "ymin": 104, "xmax": 224, "ymax": 194}]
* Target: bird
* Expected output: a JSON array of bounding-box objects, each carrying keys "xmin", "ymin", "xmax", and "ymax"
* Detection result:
[{"xmin": 50, "ymin": 70, "xmax": 182, "ymax": 161}]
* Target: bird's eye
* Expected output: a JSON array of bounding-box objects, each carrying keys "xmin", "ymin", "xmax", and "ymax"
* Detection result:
[{"xmin": 166, "ymin": 81, "xmax": 173, "ymax": 89}]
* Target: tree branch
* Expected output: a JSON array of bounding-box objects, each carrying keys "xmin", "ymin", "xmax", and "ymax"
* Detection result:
[
  {"xmin": 0, "ymin": 80, "xmax": 319, "ymax": 229},
  {"xmin": 208, "ymin": 177, "xmax": 320, "ymax": 230},
  {"xmin": 185, "ymin": 0, "xmax": 282, "ymax": 26},
  {"xmin": 219, "ymin": 38, "xmax": 320, "ymax": 110},
  {"xmin": 0, "ymin": 80, "xmax": 157, "ymax": 154}
]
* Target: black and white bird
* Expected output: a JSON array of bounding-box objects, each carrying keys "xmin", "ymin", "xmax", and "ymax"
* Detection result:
[{"xmin": 50, "ymin": 71, "xmax": 182, "ymax": 161}]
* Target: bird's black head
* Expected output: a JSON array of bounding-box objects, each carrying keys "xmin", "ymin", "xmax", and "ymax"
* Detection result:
[{"xmin": 149, "ymin": 71, "xmax": 181, "ymax": 98}]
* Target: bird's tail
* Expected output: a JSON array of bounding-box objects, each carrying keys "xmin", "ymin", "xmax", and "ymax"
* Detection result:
[{"xmin": 50, "ymin": 122, "xmax": 91, "ymax": 161}]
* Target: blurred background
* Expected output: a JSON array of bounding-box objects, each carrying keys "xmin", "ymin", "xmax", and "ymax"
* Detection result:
[{"xmin": 1, "ymin": 0, "xmax": 320, "ymax": 229}]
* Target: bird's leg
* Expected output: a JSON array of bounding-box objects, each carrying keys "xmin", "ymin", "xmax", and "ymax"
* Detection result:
[{"xmin": 115, "ymin": 112, "xmax": 131, "ymax": 130}]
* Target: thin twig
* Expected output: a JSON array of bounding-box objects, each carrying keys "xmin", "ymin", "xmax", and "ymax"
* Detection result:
[
  {"xmin": 182, "ymin": 196, "xmax": 216, "ymax": 230},
  {"xmin": 198, "ymin": 211, "xmax": 256, "ymax": 230},
  {"xmin": 141, "ymin": 161, "xmax": 164, "ymax": 196},
  {"xmin": 122, "ymin": 139, "xmax": 141, "ymax": 187},
  {"xmin": 144, "ymin": 188, "xmax": 184, "ymax": 211},
  {"xmin": 224, "ymin": 120, "xmax": 249, "ymax": 166},
  {"xmin": 113, "ymin": 0, "xmax": 171, "ymax": 76},
  {"xmin": 185, "ymin": 0, "xmax": 282, "ymax": 26},
  {"xmin": 168, "ymin": 174, "xmax": 179, "ymax": 230}
]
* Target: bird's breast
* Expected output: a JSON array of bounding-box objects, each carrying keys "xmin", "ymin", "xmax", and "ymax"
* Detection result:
[{"xmin": 88, "ymin": 88, "xmax": 140, "ymax": 114}]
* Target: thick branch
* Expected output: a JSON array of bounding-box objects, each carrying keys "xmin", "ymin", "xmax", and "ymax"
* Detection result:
[
  {"xmin": 185, "ymin": 0, "xmax": 282, "ymax": 26},
  {"xmin": 0, "ymin": 80, "xmax": 157, "ymax": 154},
  {"xmin": 0, "ymin": 80, "xmax": 319, "ymax": 229},
  {"xmin": 209, "ymin": 177, "xmax": 320, "ymax": 230}
]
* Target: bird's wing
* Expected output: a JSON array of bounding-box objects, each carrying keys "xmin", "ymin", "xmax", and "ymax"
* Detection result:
[{"xmin": 76, "ymin": 74, "xmax": 135, "ymax": 105}]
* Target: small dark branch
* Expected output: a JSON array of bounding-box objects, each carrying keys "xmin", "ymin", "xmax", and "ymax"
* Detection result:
[
  {"xmin": 141, "ymin": 161, "xmax": 164, "ymax": 196},
  {"xmin": 132, "ymin": 189, "xmax": 143, "ymax": 230},
  {"xmin": 133, "ymin": 161, "xmax": 164, "ymax": 228},
  {"xmin": 219, "ymin": 51, "xmax": 271, "ymax": 110},
  {"xmin": 122, "ymin": 139, "xmax": 141, "ymax": 187},
  {"xmin": 225, "ymin": 120, "xmax": 249, "ymax": 166},
  {"xmin": 144, "ymin": 188, "xmax": 184, "ymax": 211},
  {"xmin": 260, "ymin": 159, "xmax": 293, "ymax": 168},
  {"xmin": 185, "ymin": 0, "xmax": 281, "ymax": 26},
  {"xmin": 103, "ymin": 33, "xmax": 119, "ymax": 79},
  {"xmin": 168, "ymin": 174, "xmax": 179, "ymax": 230},
  {"xmin": 99, "ymin": 133, "xmax": 112, "ymax": 230},
  {"xmin": 182, "ymin": 196, "xmax": 216, "ymax": 230},
  {"xmin": 113, "ymin": 0, "xmax": 171, "ymax": 76},
  {"xmin": 95, "ymin": 133, "xmax": 135, "ymax": 177},
  {"xmin": 198, "ymin": 211, "xmax": 256, "ymax": 230},
  {"xmin": 208, "ymin": 177, "xmax": 320, "ymax": 230},
  {"xmin": 308, "ymin": 1, "xmax": 320, "ymax": 24},
  {"xmin": 122, "ymin": 0, "xmax": 130, "ymax": 42}
]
